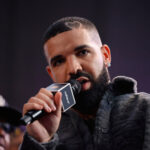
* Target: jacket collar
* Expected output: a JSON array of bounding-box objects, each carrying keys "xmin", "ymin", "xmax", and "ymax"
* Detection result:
[{"xmin": 111, "ymin": 76, "xmax": 137, "ymax": 96}]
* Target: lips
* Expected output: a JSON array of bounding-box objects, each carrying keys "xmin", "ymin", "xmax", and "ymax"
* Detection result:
[
  {"xmin": 76, "ymin": 76, "xmax": 89, "ymax": 83},
  {"xmin": 76, "ymin": 77, "xmax": 91, "ymax": 91}
]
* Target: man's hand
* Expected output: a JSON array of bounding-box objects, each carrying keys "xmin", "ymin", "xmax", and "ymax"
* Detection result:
[{"xmin": 23, "ymin": 88, "xmax": 62, "ymax": 143}]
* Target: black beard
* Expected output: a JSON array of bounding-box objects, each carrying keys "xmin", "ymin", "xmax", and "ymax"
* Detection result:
[{"xmin": 70, "ymin": 66, "xmax": 110, "ymax": 115}]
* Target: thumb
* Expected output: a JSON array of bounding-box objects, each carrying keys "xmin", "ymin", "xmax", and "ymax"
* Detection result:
[{"xmin": 54, "ymin": 92, "xmax": 62, "ymax": 117}]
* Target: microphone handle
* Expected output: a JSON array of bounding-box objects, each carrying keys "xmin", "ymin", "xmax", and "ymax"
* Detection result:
[{"xmin": 20, "ymin": 110, "xmax": 46, "ymax": 125}]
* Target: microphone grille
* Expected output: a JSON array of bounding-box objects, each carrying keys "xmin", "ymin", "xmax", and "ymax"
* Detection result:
[{"xmin": 68, "ymin": 79, "xmax": 81, "ymax": 95}]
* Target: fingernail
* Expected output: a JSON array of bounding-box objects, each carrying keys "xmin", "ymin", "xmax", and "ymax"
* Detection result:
[
  {"xmin": 53, "ymin": 106, "xmax": 56, "ymax": 111},
  {"xmin": 46, "ymin": 105, "xmax": 51, "ymax": 112}
]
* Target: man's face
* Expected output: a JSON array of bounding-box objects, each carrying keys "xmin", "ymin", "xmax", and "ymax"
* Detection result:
[
  {"xmin": 0, "ymin": 126, "xmax": 10, "ymax": 150},
  {"xmin": 44, "ymin": 28, "xmax": 110, "ymax": 92}
]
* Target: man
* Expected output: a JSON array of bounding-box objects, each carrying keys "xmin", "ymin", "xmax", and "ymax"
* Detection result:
[
  {"xmin": 20, "ymin": 17, "xmax": 150, "ymax": 150},
  {"xmin": 0, "ymin": 95, "xmax": 22, "ymax": 150}
]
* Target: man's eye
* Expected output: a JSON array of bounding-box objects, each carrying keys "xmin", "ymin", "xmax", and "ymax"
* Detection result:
[
  {"xmin": 77, "ymin": 49, "xmax": 89, "ymax": 56},
  {"xmin": 53, "ymin": 59, "xmax": 64, "ymax": 67}
]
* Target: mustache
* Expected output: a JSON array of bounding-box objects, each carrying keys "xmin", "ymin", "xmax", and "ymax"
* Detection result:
[{"xmin": 69, "ymin": 71, "xmax": 94, "ymax": 82}]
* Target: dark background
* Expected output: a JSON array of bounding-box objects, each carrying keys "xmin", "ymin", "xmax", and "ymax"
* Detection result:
[{"xmin": 0, "ymin": 0, "xmax": 150, "ymax": 111}]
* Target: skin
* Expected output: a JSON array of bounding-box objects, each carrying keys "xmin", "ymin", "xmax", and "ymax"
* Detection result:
[
  {"xmin": 0, "ymin": 127, "xmax": 10, "ymax": 150},
  {"xmin": 23, "ymin": 27, "xmax": 111, "ymax": 143}
]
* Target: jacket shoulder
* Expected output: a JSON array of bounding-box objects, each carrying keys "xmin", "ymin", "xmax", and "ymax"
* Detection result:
[{"xmin": 110, "ymin": 92, "xmax": 150, "ymax": 150}]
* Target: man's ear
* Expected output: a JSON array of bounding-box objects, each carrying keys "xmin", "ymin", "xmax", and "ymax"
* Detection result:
[
  {"xmin": 101, "ymin": 44, "xmax": 111, "ymax": 67},
  {"xmin": 46, "ymin": 66, "xmax": 55, "ymax": 81}
]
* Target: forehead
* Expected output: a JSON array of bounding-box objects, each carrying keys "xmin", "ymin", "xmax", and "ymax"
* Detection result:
[{"xmin": 44, "ymin": 28, "xmax": 100, "ymax": 58}]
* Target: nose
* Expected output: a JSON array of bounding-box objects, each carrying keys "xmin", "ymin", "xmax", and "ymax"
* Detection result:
[{"xmin": 66, "ymin": 56, "xmax": 82, "ymax": 78}]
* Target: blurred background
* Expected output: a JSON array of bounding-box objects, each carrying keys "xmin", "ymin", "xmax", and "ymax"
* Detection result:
[{"xmin": 0, "ymin": 0, "xmax": 150, "ymax": 111}]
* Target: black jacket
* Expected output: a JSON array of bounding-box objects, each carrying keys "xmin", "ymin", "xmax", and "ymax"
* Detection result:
[{"xmin": 20, "ymin": 76, "xmax": 150, "ymax": 150}]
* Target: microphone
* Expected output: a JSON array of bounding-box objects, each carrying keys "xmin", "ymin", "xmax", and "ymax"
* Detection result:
[{"xmin": 20, "ymin": 79, "xmax": 81, "ymax": 125}]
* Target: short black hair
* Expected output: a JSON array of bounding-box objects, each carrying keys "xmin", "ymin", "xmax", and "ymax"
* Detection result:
[{"xmin": 43, "ymin": 16, "xmax": 99, "ymax": 44}]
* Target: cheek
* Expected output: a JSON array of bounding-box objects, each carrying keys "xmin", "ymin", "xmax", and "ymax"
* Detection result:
[
  {"xmin": 5, "ymin": 134, "xmax": 10, "ymax": 147},
  {"xmin": 88, "ymin": 57, "xmax": 104, "ymax": 79},
  {"xmin": 52, "ymin": 68, "xmax": 66, "ymax": 82}
]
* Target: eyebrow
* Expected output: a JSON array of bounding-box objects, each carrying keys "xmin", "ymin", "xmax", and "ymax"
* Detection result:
[
  {"xmin": 50, "ymin": 45, "xmax": 91, "ymax": 65},
  {"xmin": 74, "ymin": 44, "xmax": 91, "ymax": 52}
]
